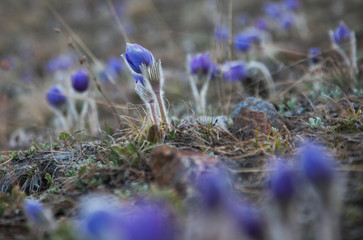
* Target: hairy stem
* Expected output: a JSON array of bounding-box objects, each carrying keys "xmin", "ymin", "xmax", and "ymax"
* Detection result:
[{"xmin": 247, "ymin": 61, "xmax": 275, "ymax": 96}]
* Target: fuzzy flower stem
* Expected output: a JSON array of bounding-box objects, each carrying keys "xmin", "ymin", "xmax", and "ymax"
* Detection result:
[
  {"xmin": 89, "ymin": 99, "xmax": 100, "ymax": 135},
  {"xmin": 154, "ymin": 89, "xmax": 170, "ymax": 132},
  {"xmin": 149, "ymin": 102, "xmax": 159, "ymax": 125},
  {"xmin": 79, "ymin": 99, "xmax": 89, "ymax": 130},
  {"xmin": 329, "ymin": 31, "xmax": 354, "ymax": 79},
  {"xmin": 199, "ymin": 74, "xmax": 212, "ymax": 113},
  {"xmin": 51, "ymin": 107, "xmax": 68, "ymax": 130},
  {"xmin": 247, "ymin": 61, "xmax": 275, "ymax": 96},
  {"xmin": 350, "ymin": 32, "xmax": 358, "ymax": 75},
  {"xmin": 188, "ymin": 74, "xmax": 201, "ymax": 112}
]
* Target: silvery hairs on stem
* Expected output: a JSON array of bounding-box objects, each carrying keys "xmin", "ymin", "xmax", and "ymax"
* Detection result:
[
  {"xmin": 140, "ymin": 60, "xmax": 170, "ymax": 129},
  {"xmin": 135, "ymin": 82, "xmax": 160, "ymax": 125}
]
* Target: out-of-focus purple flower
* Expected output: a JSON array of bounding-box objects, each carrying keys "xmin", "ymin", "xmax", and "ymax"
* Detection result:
[
  {"xmin": 279, "ymin": 13, "xmax": 294, "ymax": 30},
  {"xmin": 300, "ymin": 143, "xmax": 335, "ymax": 188},
  {"xmin": 46, "ymin": 54, "xmax": 74, "ymax": 74},
  {"xmin": 264, "ymin": 2, "xmax": 283, "ymax": 19},
  {"xmin": 333, "ymin": 22, "xmax": 352, "ymax": 45},
  {"xmin": 132, "ymin": 73, "xmax": 145, "ymax": 86},
  {"xmin": 270, "ymin": 162, "xmax": 298, "ymax": 204},
  {"xmin": 123, "ymin": 201, "xmax": 176, "ymax": 240},
  {"xmin": 223, "ymin": 62, "xmax": 248, "ymax": 82},
  {"xmin": 71, "ymin": 69, "xmax": 89, "ymax": 93},
  {"xmin": 234, "ymin": 33, "xmax": 254, "ymax": 52},
  {"xmin": 24, "ymin": 199, "xmax": 47, "ymax": 225},
  {"xmin": 194, "ymin": 168, "xmax": 231, "ymax": 209},
  {"xmin": 309, "ymin": 47, "xmax": 321, "ymax": 64},
  {"xmin": 46, "ymin": 86, "xmax": 67, "ymax": 107},
  {"xmin": 229, "ymin": 202, "xmax": 264, "ymax": 239},
  {"xmin": 255, "ymin": 18, "xmax": 269, "ymax": 31},
  {"xmin": 79, "ymin": 195, "xmax": 125, "ymax": 240},
  {"xmin": 190, "ymin": 52, "xmax": 213, "ymax": 75},
  {"xmin": 122, "ymin": 43, "xmax": 154, "ymax": 74},
  {"xmin": 216, "ymin": 24, "xmax": 229, "ymax": 40},
  {"xmin": 107, "ymin": 57, "xmax": 123, "ymax": 75},
  {"xmin": 283, "ymin": 0, "xmax": 299, "ymax": 11}
]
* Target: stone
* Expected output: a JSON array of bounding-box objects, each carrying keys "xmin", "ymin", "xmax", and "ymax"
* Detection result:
[
  {"xmin": 149, "ymin": 145, "xmax": 222, "ymax": 194},
  {"xmin": 232, "ymin": 108, "xmax": 272, "ymax": 141},
  {"xmin": 232, "ymin": 97, "xmax": 285, "ymax": 129}
]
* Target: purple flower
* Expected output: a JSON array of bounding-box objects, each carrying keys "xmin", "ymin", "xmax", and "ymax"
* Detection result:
[
  {"xmin": 132, "ymin": 73, "xmax": 145, "ymax": 86},
  {"xmin": 24, "ymin": 199, "xmax": 46, "ymax": 225},
  {"xmin": 234, "ymin": 33, "xmax": 254, "ymax": 52},
  {"xmin": 46, "ymin": 86, "xmax": 66, "ymax": 107},
  {"xmin": 254, "ymin": 18, "xmax": 269, "ymax": 31},
  {"xmin": 279, "ymin": 13, "xmax": 294, "ymax": 30},
  {"xmin": 333, "ymin": 22, "xmax": 352, "ymax": 45},
  {"xmin": 309, "ymin": 47, "xmax": 321, "ymax": 64},
  {"xmin": 123, "ymin": 201, "xmax": 176, "ymax": 240},
  {"xmin": 122, "ymin": 43, "xmax": 154, "ymax": 74},
  {"xmin": 229, "ymin": 203, "xmax": 264, "ymax": 239},
  {"xmin": 223, "ymin": 62, "xmax": 248, "ymax": 82},
  {"xmin": 264, "ymin": 2, "xmax": 283, "ymax": 19},
  {"xmin": 79, "ymin": 195, "xmax": 125, "ymax": 240},
  {"xmin": 270, "ymin": 162, "xmax": 297, "ymax": 204},
  {"xmin": 190, "ymin": 52, "xmax": 213, "ymax": 75},
  {"xmin": 46, "ymin": 54, "xmax": 74, "ymax": 74},
  {"xmin": 194, "ymin": 168, "xmax": 231, "ymax": 209},
  {"xmin": 107, "ymin": 57, "xmax": 123, "ymax": 75},
  {"xmin": 71, "ymin": 70, "xmax": 89, "ymax": 92},
  {"xmin": 300, "ymin": 143, "xmax": 335, "ymax": 188},
  {"xmin": 283, "ymin": 0, "xmax": 299, "ymax": 11}
]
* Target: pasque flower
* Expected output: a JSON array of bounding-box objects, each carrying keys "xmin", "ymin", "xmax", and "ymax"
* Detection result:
[
  {"xmin": 132, "ymin": 73, "xmax": 145, "ymax": 86},
  {"xmin": 270, "ymin": 162, "xmax": 298, "ymax": 204},
  {"xmin": 24, "ymin": 199, "xmax": 55, "ymax": 230},
  {"xmin": 309, "ymin": 47, "xmax": 321, "ymax": 64},
  {"xmin": 300, "ymin": 143, "xmax": 335, "ymax": 188},
  {"xmin": 122, "ymin": 43, "xmax": 154, "ymax": 74},
  {"xmin": 46, "ymin": 86, "xmax": 66, "ymax": 107},
  {"xmin": 71, "ymin": 69, "xmax": 89, "ymax": 93},
  {"xmin": 223, "ymin": 61, "xmax": 248, "ymax": 82},
  {"xmin": 190, "ymin": 52, "xmax": 213, "ymax": 75},
  {"xmin": 283, "ymin": 0, "xmax": 299, "ymax": 11},
  {"xmin": 46, "ymin": 53, "xmax": 74, "ymax": 74},
  {"xmin": 333, "ymin": 22, "xmax": 352, "ymax": 45},
  {"xmin": 264, "ymin": 2, "xmax": 282, "ymax": 18},
  {"xmin": 234, "ymin": 33, "xmax": 254, "ymax": 52}
]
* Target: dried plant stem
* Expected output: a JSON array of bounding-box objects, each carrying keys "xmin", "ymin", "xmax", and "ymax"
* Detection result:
[{"xmin": 247, "ymin": 61, "xmax": 275, "ymax": 96}]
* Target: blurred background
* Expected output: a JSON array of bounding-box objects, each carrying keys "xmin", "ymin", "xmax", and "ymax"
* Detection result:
[{"xmin": 0, "ymin": 0, "xmax": 363, "ymax": 151}]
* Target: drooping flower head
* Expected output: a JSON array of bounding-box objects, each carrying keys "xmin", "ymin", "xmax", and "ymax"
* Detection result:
[
  {"xmin": 269, "ymin": 161, "xmax": 298, "ymax": 204},
  {"xmin": 299, "ymin": 143, "xmax": 335, "ymax": 188},
  {"xmin": 46, "ymin": 86, "xmax": 67, "ymax": 107},
  {"xmin": 309, "ymin": 47, "xmax": 321, "ymax": 64},
  {"xmin": 71, "ymin": 69, "xmax": 89, "ymax": 93},
  {"xmin": 333, "ymin": 22, "xmax": 352, "ymax": 45},
  {"xmin": 223, "ymin": 61, "xmax": 248, "ymax": 82},
  {"xmin": 190, "ymin": 52, "xmax": 213, "ymax": 75},
  {"xmin": 122, "ymin": 43, "xmax": 154, "ymax": 74}
]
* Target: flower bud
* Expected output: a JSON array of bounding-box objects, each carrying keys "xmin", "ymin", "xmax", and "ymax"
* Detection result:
[
  {"xmin": 122, "ymin": 43, "xmax": 154, "ymax": 74},
  {"xmin": 333, "ymin": 22, "xmax": 352, "ymax": 45},
  {"xmin": 309, "ymin": 47, "xmax": 321, "ymax": 64},
  {"xmin": 71, "ymin": 69, "xmax": 89, "ymax": 93},
  {"xmin": 190, "ymin": 52, "xmax": 213, "ymax": 75},
  {"xmin": 46, "ymin": 86, "xmax": 66, "ymax": 107},
  {"xmin": 223, "ymin": 61, "xmax": 248, "ymax": 82},
  {"xmin": 270, "ymin": 162, "xmax": 297, "ymax": 204}
]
